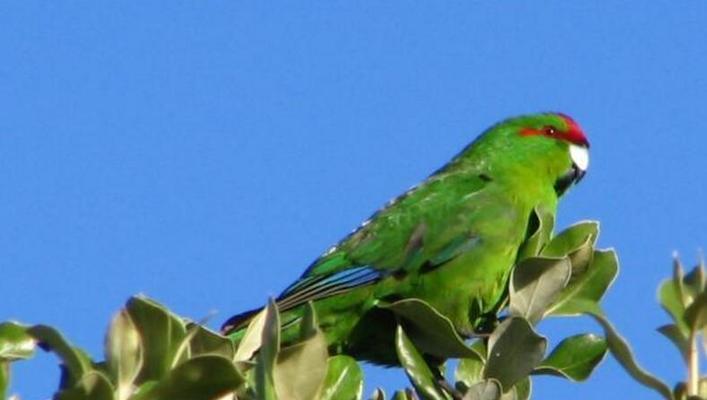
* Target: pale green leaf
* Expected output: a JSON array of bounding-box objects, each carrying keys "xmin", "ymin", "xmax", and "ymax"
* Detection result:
[
  {"xmin": 502, "ymin": 378, "xmax": 531, "ymax": 400},
  {"xmin": 234, "ymin": 307, "xmax": 267, "ymax": 362},
  {"xmin": 673, "ymin": 256, "xmax": 687, "ymax": 307},
  {"xmin": 105, "ymin": 310, "xmax": 142, "ymax": 400},
  {"xmin": 685, "ymin": 291, "xmax": 707, "ymax": 331},
  {"xmin": 484, "ymin": 318, "xmax": 546, "ymax": 392},
  {"xmin": 659, "ymin": 279, "xmax": 689, "ymax": 335},
  {"xmin": 455, "ymin": 355, "xmax": 485, "ymax": 390},
  {"xmin": 28, "ymin": 324, "xmax": 93, "ymax": 389},
  {"xmin": 300, "ymin": 302, "xmax": 318, "ymax": 340},
  {"xmin": 382, "ymin": 299, "xmax": 479, "ymax": 359},
  {"xmin": 395, "ymin": 325, "xmax": 448, "ymax": 400},
  {"xmin": 188, "ymin": 324, "xmax": 235, "ymax": 359},
  {"xmin": 548, "ymin": 249, "xmax": 618, "ymax": 316},
  {"xmin": 534, "ymin": 334, "xmax": 607, "ymax": 381},
  {"xmin": 255, "ymin": 299, "xmax": 280, "ymax": 400},
  {"xmin": 588, "ymin": 312, "xmax": 672, "ymax": 400},
  {"xmin": 392, "ymin": 390, "xmax": 413, "ymax": 400},
  {"xmin": 55, "ymin": 371, "xmax": 115, "ymax": 400},
  {"xmin": 542, "ymin": 221, "xmax": 598, "ymax": 258},
  {"xmin": 516, "ymin": 207, "xmax": 554, "ymax": 261},
  {"xmin": 125, "ymin": 295, "xmax": 187, "ymax": 382},
  {"xmin": 683, "ymin": 264, "xmax": 705, "ymax": 299},
  {"xmin": 0, "ymin": 322, "xmax": 35, "ymax": 361},
  {"xmin": 1, "ymin": 362, "xmax": 8, "ymax": 400},
  {"xmin": 462, "ymin": 379, "xmax": 501, "ymax": 400},
  {"xmin": 510, "ymin": 257, "xmax": 571, "ymax": 324},
  {"xmin": 657, "ymin": 324, "xmax": 689, "ymax": 361},
  {"xmin": 317, "ymin": 355, "xmax": 363, "ymax": 400},
  {"xmin": 698, "ymin": 376, "xmax": 707, "ymax": 398},
  {"xmin": 130, "ymin": 356, "xmax": 243, "ymax": 400},
  {"xmin": 369, "ymin": 387, "xmax": 386, "ymax": 400},
  {"xmin": 274, "ymin": 327, "xmax": 328, "ymax": 400}
]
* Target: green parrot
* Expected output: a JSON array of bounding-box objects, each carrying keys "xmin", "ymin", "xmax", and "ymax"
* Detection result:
[{"xmin": 222, "ymin": 112, "xmax": 590, "ymax": 365}]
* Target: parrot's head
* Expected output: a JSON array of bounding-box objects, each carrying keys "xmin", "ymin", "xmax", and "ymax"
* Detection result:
[
  {"xmin": 516, "ymin": 113, "xmax": 589, "ymax": 195},
  {"xmin": 466, "ymin": 113, "xmax": 590, "ymax": 196}
]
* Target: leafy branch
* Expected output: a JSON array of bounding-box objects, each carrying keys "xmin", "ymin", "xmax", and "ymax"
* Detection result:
[{"xmin": 7, "ymin": 218, "xmax": 691, "ymax": 399}]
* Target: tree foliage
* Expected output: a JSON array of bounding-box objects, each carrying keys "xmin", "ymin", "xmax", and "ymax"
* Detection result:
[{"xmin": 1, "ymin": 221, "xmax": 704, "ymax": 399}]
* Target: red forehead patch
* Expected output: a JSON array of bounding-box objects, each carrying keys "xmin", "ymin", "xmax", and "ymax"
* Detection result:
[
  {"xmin": 558, "ymin": 114, "xmax": 589, "ymax": 147},
  {"xmin": 520, "ymin": 114, "xmax": 589, "ymax": 147}
]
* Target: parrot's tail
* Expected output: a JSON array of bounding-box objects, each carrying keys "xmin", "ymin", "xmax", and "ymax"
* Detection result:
[{"xmin": 221, "ymin": 307, "xmax": 259, "ymax": 336}]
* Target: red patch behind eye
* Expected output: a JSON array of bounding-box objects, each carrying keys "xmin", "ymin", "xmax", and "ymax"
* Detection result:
[{"xmin": 520, "ymin": 114, "xmax": 589, "ymax": 147}]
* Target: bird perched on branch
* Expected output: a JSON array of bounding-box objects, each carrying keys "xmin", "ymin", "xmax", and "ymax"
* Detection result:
[{"xmin": 222, "ymin": 112, "xmax": 590, "ymax": 365}]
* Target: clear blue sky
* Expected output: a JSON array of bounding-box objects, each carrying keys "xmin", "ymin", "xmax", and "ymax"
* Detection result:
[{"xmin": 2, "ymin": 2, "xmax": 706, "ymax": 399}]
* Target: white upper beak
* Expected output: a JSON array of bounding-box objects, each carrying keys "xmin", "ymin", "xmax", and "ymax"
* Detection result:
[{"xmin": 569, "ymin": 144, "xmax": 590, "ymax": 171}]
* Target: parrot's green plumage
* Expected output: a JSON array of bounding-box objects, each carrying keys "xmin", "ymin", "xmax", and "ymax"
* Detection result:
[{"xmin": 222, "ymin": 112, "xmax": 590, "ymax": 365}]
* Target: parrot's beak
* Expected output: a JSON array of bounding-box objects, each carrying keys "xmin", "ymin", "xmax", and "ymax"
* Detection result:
[
  {"xmin": 569, "ymin": 143, "xmax": 589, "ymax": 172},
  {"xmin": 569, "ymin": 143, "xmax": 589, "ymax": 184},
  {"xmin": 572, "ymin": 163, "xmax": 586, "ymax": 184},
  {"xmin": 555, "ymin": 144, "xmax": 589, "ymax": 195}
]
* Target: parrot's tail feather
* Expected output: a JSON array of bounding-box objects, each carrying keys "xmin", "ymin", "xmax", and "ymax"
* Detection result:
[
  {"xmin": 276, "ymin": 266, "xmax": 382, "ymax": 311},
  {"xmin": 221, "ymin": 307, "xmax": 259, "ymax": 335},
  {"xmin": 221, "ymin": 266, "xmax": 382, "ymax": 336}
]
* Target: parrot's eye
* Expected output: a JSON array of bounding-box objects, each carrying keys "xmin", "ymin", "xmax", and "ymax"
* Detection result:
[{"xmin": 543, "ymin": 126, "xmax": 558, "ymax": 136}]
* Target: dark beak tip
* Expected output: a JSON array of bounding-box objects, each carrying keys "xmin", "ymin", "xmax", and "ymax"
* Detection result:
[
  {"xmin": 575, "ymin": 168, "xmax": 587, "ymax": 183},
  {"xmin": 554, "ymin": 164, "xmax": 586, "ymax": 196}
]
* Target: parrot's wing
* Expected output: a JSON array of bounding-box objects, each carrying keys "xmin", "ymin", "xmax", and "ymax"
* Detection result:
[{"xmin": 273, "ymin": 173, "xmax": 492, "ymax": 313}]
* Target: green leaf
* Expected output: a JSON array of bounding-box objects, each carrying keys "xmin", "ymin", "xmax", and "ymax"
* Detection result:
[
  {"xmin": 105, "ymin": 310, "xmax": 143, "ymax": 400},
  {"xmin": 317, "ymin": 355, "xmax": 363, "ymax": 400},
  {"xmin": 484, "ymin": 317, "xmax": 546, "ymax": 392},
  {"xmin": 1, "ymin": 362, "xmax": 8, "ymax": 400},
  {"xmin": 0, "ymin": 322, "xmax": 35, "ymax": 361},
  {"xmin": 28, "ymin": 324, "xmax": 93, "ymax": 388},
  {"xmin": 588, "ymin": 312, "xmax": 672, "ymax": 400},
  {"xmin": 455, "ymin": 355, "xmax": 485, "ymax": 391},
  {"xmin": 131, "ymin": 355, "xmax": 243, "ymax": 400},
  {"xmin": 455, "ymin": 341, "xmax": 487, "ymax": 391},
  {"xmin": 534, "ymin": 334, "xmax": 607, "ymax": 381},
  {"xmin": 55, "ymin": 371, "xmax": 115, "ymax": 400},
  {"xmin": 516, "ymin": 207, "xmax": 554, "ymax": 261},
  {"xmin": 699, "ymin": 376, "xmax": 707, "ymax": 399},
  {"xmin": 502, "ymin": 378, "xmax": 531, "ymax": 400},
  {"xmin": 672, "ymin": 256, "xmax": 687, "ymax": 305},
  {"xmin": 684, "ymin": 290, "xmax": 707, "ymax": 331},
  {"xmin": 255, "ymin": 299, "xmax": 280, "ymax": 400},
  {"xmin": 542, "ymin": 221, "xmax": 598, "ymax": 258},
  {"xmin": 657, "ymin": 324, "xmax": 689, "ymax": 362},
  {"xmin": 674, "ymin": 382, "xmax": 687, "ymax": 400},
  {"xmin": 509, "ymin": 257, "xmax": 571, "ymax": 324},
  {"xmin": 188, "ymin": 324, "xmax": 235, "ymax": 359},
  {"xmin": 683, "ymin": 263, "xmax": 705, "ymax": 299},
  {"xmin": 545, "ymin": 228, "xmax": 595, "ymax": 287},
  {"xmin": 274, "ymin": 326, "xmax": 328, "ymax": 400},
  {"xmin": 547, "ymin": 249, "xmax": 618, "ymax": 316},
  {"xmin": 300, "ymin": 302, "xmax": 319, "ymax": 340},
  {"xmin": 395, "ymin": 325, "xmax": 448, "ymax": 400},
  {"xmin": 369, "ymin": 387, "xmax": 386, "ymax": 400},
  {"xmin": 234, "ymin": 307, "xmax": 267, "ymax": 362},
  {"xmin": 462, "ymin": 379, "xmax": 501, "ymax": 400},
  {"xmin": 392, "ymin": 390, "xmax": 414, "ymax": 400},
  {"xmin": 381, "ymin": 299, "xmax": 479, "ymax": 359},
  {"xmin": 125, "ymin": 295, "xmax": 187, "ymax": 382},
  {"xmin": 659, "ymin": 279, "xmax": 689, "ymax": 335}
]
